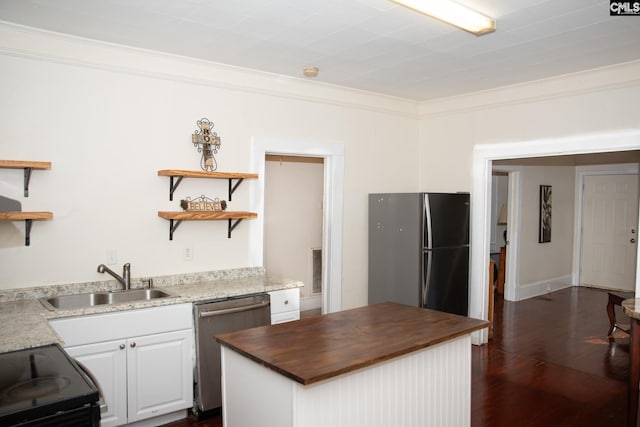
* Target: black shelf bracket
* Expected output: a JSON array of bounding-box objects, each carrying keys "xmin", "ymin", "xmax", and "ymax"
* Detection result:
[
  {"xmin": 24, "ymin": 219, "xmax": 32, "ymax": 246},
  {"xmin": 168, "ymin": 176, "xmax": 184, "ymax": 201},
  {"xmin": 228, "ymin": 218, "xmax": 243, "ymax": 238},
  {"xmin": 166, "ymin": 218, "xmax": 243, "ymax": 239},
  {"xmin": 164, "ymin": 174, "xmax": 248, "ymax": 201},
  {"xmin": 23, "ymin": 167, "xmax": 33, "ymax": 197},
  {"xmin": 169, "ymin": 219, "xmax": 183, "ymax": 240},
  {"xmin": 228, "ymin": 178, "xmax": 244, "ymax": 201}
]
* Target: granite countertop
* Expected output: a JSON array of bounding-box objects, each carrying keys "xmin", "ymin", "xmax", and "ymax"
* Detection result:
[
  {"xmin": 0, "ymin": 267, "xmax": 303, "ymax": 354},
  {"xmin": 622, "ymin": 298, "xmax": 640, "ymax": 321},
  {"xmin": 216, "ymin": 302, "xmax": 489, "ymax": 385}
]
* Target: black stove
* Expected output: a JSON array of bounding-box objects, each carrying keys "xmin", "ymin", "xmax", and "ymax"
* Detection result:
[{"xmin": 0, "ymin": 344, "xmax": 100, "ymax": 426}]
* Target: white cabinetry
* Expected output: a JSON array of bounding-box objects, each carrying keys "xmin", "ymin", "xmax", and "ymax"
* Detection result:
[
  {"xmin": 50, "ymin": 304, "xmax": 194, "ymax": 427},
  {"xmin": 269, "ymin": 288, "xmax": 300, "ymax": 324},
  {"xmin": 65, "ymin": 339, "xmax": 127, "ymax": 426}
]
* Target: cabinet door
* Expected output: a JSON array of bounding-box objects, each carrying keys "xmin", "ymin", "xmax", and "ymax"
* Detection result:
[
  {"xmin": 66, "ymin": 340, "xmax": 127, "ymax": 427},
  {"xmin": 127, "ymin": 329, "xmax": 194, "ymax": 423}
]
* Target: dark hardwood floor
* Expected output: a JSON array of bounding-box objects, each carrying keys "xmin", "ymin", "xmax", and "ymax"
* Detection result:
[
  {"xmin": 165, "ymin": 287, "xmax": 630, "ymax": 427},
  {"xmin": 472, "ymin": 287, "xmax": 629, "ymax": 427}
]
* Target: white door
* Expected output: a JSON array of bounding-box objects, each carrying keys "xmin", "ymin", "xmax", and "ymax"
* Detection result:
[{"xmin": 581, "ymin": 174, "xmax": 639, "ymax": 290}]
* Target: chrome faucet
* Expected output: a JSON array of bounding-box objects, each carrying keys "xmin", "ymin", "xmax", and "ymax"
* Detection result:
[{"xmin": 97, "ymin": 263, "xmax": 131, "ymax": 290}]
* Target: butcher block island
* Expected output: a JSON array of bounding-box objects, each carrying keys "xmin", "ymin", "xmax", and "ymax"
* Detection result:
[{"xmin": 216, "ymin": 302, "xmax": 489, "ymax": 427}]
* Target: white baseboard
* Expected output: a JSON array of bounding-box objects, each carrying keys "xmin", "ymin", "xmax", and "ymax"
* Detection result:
[
  {"xmin": 128, "ymin": 410, "xmax": 188, "ymax": 427},
  {"xmin": 300, "ymin": 294, "xmax": 322, "ymax": 311},
  {"xmin": 513, "ymin": 275, "xmax": 573, "ymax": 301}
]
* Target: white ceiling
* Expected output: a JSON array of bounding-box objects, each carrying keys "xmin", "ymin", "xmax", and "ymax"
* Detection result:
[{"xmin": 1, "ymin": 0, "xmax": 639, "ymax": 101}]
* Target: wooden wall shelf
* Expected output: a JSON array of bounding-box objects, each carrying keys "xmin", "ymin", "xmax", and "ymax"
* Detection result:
[
  {"xmin": 158, "ymin": 211, "xmax": 257, "ymax": 240},
  {"xmin": 0, "ymin": 160, "xmax": 51, "ymax": 197},
  {"xmin": 0, "ymin": 211, "xmax": 53, "ymax": 246},
  {"xmin": 157, "ymin": 170, "xmax": 258, "ymax": 201},
  {"xmin": 1, "ymin": 160, "xmax": 52, "ymax": 245}
]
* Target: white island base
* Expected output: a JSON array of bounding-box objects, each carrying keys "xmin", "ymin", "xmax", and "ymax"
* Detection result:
[{"xmin": 221, "ymin": 334, "xmax": 472, "ymax": 427}]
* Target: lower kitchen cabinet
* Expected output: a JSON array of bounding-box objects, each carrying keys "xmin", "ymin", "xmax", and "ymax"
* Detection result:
[
  {"xmin": 65, "ymin": 339, "xmax": 126, "ymax": 426},
  {"xmin": 50, "ymin": 304, "xmax": 194, "ymax": 427},
  {"xmin": 269, "ymin": 288, "xmax": 300, "ymax": 324},
  {"xmin": 127, "ymin": 330, "xmax": 192, "ymax": 423}
]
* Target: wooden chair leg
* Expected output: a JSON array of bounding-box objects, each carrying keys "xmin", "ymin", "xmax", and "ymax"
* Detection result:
[{"xmin": 607, "ymin": 294, "xmax": 616, "ymax": 336}]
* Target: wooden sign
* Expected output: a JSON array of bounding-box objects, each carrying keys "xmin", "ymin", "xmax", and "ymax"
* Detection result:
[{"xmin": 180, "ymin": 196, "xmax": 227, "ymax": 212}]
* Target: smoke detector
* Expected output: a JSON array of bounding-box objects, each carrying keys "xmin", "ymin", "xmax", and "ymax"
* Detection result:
[{"xmin": 303, "ymin": 67, "xmax": 319, "ymax": 78}]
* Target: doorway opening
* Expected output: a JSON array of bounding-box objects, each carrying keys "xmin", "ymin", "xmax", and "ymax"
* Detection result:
[
  {"xmin": 471, "ymin": 129, "xmax": 640, "ymax": 344},
  {"xmin": 264, "ymin": 154, "xmax": 324, "ymax": 314},
  {"xmin": 490, "ymin": 172, "xmax": 508, "ymax": 299},
  {"xmin": 251, "ymin": 138, "xmax": 344, "ymax": 314}
]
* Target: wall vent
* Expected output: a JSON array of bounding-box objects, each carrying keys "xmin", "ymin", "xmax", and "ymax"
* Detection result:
[{"xmin": 311, "ymin": 248, "xmax": 322, "ymax": 295}]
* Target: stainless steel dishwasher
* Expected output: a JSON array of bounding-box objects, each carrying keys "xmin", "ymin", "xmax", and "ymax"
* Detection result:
[{"xmin": 194, "ymin": 293, "xmax": 271, "ymax": 415}]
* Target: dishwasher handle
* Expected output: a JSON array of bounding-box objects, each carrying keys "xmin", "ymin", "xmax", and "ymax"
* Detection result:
[{"xmin": 198, "ymin": 301, "xmax": 270, "ymax": 318}]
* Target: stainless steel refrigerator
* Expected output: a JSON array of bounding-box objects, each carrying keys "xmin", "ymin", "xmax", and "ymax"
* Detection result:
[{"xmin": 368, "ymin": 192, "xmax": 470, "ymax": 316}]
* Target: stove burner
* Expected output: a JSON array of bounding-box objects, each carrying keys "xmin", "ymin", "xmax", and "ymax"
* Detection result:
[
  {"xmin": 1, "ymin": 376, "xmax": 70, "ymax": 402},
  {"xmin": 0, "ymin": 345, "xmax": 100, "ymax": 426}
]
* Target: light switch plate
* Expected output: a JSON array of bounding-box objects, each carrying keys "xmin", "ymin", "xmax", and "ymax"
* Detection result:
[{"xmin": 106, "ymin": 249, "xmax": 118, "ymax": 265}]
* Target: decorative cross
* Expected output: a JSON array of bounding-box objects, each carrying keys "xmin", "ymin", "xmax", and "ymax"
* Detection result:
[{"xmin": 192, "ymin": 118, "xmax": 221, "ymax": 171}]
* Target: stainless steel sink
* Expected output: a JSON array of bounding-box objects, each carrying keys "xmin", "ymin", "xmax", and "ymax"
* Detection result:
[{"xmin": 40, "ymin": 288, "xmax": 176, "ymax": 311}]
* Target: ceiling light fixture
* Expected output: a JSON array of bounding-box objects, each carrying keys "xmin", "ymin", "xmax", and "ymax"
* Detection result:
[
  {"xmin": 390, "ymin": 0, "xmax": 495, "ymax": 36},
  {"xmin": 303, "ymin": 67, "xmax": 319, "ymax": 78}
]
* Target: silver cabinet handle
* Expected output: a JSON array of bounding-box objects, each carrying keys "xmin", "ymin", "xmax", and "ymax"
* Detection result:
[
  {"xmin": 130, "ymin": 342, "xmax": 136, "ymax": 348},
  {"xmin": 119, "ymin": 344, "xmax": 125, "ymax": 350}
]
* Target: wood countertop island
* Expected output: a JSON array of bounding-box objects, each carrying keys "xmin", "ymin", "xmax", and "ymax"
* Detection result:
[{"xmin": 216, "ymin": 302, "xmax": 489, "ymax": 427}]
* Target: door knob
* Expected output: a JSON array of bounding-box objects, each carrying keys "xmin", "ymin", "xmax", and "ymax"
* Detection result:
[
  {"xmin": 631, "ymin": 238, "xmax": 636, "ymax": 244},
  {"xmin": 130, "ymin": 342, "xmax": 136, "ymax": 348},
  {"xmin": 119, "ymin": 344, "xmax": 125, "ymax": 350},
  {"xmin": 632, "ymin": 229, "xmax": 637, "ymax": 234}
]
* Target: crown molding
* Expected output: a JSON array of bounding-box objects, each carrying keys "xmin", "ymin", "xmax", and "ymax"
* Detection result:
[
  {"xmin": 419, "ymin": 60, "xmax": 640, "ymax": 118},
  {"xmin": 0, "ymin": 21, "xmax": 419, "ymax": 119}
]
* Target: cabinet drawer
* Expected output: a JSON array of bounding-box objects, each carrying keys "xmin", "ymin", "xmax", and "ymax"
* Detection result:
[
  {"xmin": 269, "ymin": 288, "xmax": 300, "ymax": 315},
  {"xmin": 271, "ymin": 311, "xmax": 300, "ymax": 325}
]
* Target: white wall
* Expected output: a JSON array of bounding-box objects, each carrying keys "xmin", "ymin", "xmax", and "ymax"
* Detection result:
[
  {"xmin": 515, "ymin": 166, "xmax": 575, "ymax": 290},
  {"xmin": 264, "ymin": 158, "xmax": 323, "ymax": 299},
  {"xmin": 0, "ymin": 23, "xmax": 420, "ymax": 308},
  {"xmin": 419, "ymin": 60, "xmax": 640, "ymax": 192}
]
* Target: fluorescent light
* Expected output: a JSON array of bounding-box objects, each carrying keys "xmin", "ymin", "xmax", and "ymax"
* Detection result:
[{"xmin": 390, "ymin": 0, "xmax": 495, "ymax": 35}]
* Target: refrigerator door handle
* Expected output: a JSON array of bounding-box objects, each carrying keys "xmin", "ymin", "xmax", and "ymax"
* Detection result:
[
  {"xmin": 423, "ymin": 251, "xmax": 432, "ymax": 307},
  {"xmin": 424, "ymin": 194, "xmax": 433, "ymax": 250}
]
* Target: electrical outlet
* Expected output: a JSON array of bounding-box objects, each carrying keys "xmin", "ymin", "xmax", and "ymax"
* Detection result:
[
  {"xmin": 184, "ymin": 247, "xmax": 194, "ymax": 261},
  {"xmin": 106, "ymin": 249, "xmax": 118, "ymax": 265}
]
